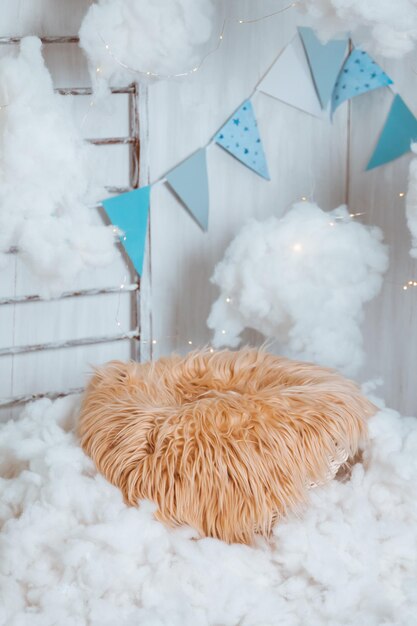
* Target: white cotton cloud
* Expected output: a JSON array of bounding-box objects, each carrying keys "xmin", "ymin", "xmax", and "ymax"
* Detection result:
[
  {"xmin": 406, "ymin": 143, "xmax": 417, "ymax": 258},
  {"xmin": 79, "ymin": 0, "xmax": 218, "ymax": 94},
  {"xmin": 0, "ymin": 394, "xmax": 417, "ymax": 624},
  {"xmin": 208, "ymin": 203, "xmax": 388, "ymax": 377},
  {"xmin": 302, "ymin": 0, "xmax": 417, "ymax": 58},
  {"xmin": 0, "ymin": 37, "xmax": 116, "ymax": 296}
]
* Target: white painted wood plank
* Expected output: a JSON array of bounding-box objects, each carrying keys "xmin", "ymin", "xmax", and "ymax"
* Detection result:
[
  {"xmin": 147, "ymin": 6, "xmax": 348, "ymax": 359},
  {"xmin": 348, "ymin": 68, "xmax": 417, "ymax": 414}
]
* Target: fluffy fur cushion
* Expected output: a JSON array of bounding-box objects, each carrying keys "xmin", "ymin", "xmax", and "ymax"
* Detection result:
[{"xmin": 78, "ymin": 349, "xmax": 376, "ymax": 544}]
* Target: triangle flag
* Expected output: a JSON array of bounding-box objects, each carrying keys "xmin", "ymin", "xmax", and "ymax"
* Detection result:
[
  {"xmin": 257, "ymin": 35, "xmax": 328, "ymax": 119},
  {"xmin": 298, "ymin": 26, "xmax": 348, "ymax": 109},
  {"xmin": 102, "ymin": 186, "xmax": 150, "ymax": 276},
  {"xmin": 215, "ymin": 99, "xmax": 270, "ymax": 179},
  {"xmin": 332, "ymin": 48, "xmax": 393, "ymax": 113},
  {"xmin": 166, "ymin": 148, "xmax": 209, "ymax": 231},
  {"xmin": 367, "ymin": 95, "xmax": 417, "ymax": 170}
]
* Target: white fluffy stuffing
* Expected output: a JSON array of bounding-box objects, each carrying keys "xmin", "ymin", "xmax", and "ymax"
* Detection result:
[
  {"xmin": 0, "ymin": 394, "xmax": 416, "ymax": 625},
  {"xmin": 406, "ymin": 143, "xmax": 417, "ymax": 258},
  {"xmin": 79, "ymin": 0, "xmax": 217, "ymax": 94},
  {"xmin": 302, "ymin": 0, "xmax": 417, "ymax": 58},
  {"xmin": 0, "ymin": 37, "xmax": 116, "ymax": 296},
  {"xmin": 207, "ymin": 203, "xmax": 388, "ymax": 376}
]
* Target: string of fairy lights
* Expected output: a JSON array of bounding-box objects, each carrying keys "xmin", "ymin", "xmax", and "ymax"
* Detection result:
[{"xmin": 1, "ymin": 0, "xmax": 417, "ymax": 344}]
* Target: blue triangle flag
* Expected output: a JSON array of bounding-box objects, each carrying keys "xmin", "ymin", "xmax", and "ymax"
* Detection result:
[
  {"xmin": 298, "ymin": 26, "xmax": 348, "ymax": 109},
  {"xmin": 102, "ymin": 186, "xmax": 150, "ymax": 276},
  {"xmin": 332, "ymin": 48, "xmax": 393, "ymax": 113},
  {"xmin": 215, "ymin": 99, "xmax": 270, "ymax": 180},
  {"xmin": 367, "ymin": 95, "xmax": 417, "ymax": 170},
  {"xmin": 166, "ymin": 148, "xmax": 209, "ymax": 231}
]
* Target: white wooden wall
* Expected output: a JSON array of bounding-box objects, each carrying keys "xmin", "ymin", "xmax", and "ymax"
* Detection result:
[{"xmin": 1, "ymin": 0, "xmax": 416, "ymax": 418}]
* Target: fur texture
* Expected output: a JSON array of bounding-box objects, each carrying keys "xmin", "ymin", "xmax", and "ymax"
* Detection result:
[{"xmin": 78, "ymin": 349, "xmax": 375, "ymax": 544}]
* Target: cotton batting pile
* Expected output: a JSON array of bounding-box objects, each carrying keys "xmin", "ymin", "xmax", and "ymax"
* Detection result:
[
  {"xmin": 0, "ymin": 394, "xmax": 416, "ymax": 625},
  {"xmin": 79, "ymin": 0, "xmax": 217, "ymax": 95},
  {"xmin": 0, "ymin": 37, "xmax": 116, "ymax": 296},
  {"xmin": 208, "ymin": 202, "xmax": 388, "ymax": 377},
  {"xmin": 302, "ymin": 0, "xmax": 417, "ymax": 58}
]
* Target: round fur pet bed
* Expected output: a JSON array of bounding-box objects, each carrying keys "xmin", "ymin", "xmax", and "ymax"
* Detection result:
[{"xmin": 78, "ymin": 349, "xmax": 376, "ymax": 544}]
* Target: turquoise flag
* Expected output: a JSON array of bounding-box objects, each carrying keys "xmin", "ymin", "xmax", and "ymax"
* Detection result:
[
  {"xmin": 102, "ymin": 186, "xmax": 150, "ymax": 276},
  {"xmin": 166, "ymin": 148, "xmax": 209, "ymax": 231},
  {"xmin": 367, "ymin": 95, "xmax": 417, "ymax": 170},
  {"xmin": 332, "ymin": 48, "xmax": 393, "ymax": 112},
  {"xmin": 298, "ymin": 26, "xmax": 348, "ymax": 109},
  {"xmin": 215, "ymin": 99, "xmax": 270, "ymax": 180}
]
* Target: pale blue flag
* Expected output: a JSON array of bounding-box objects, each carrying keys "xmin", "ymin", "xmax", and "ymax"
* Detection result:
[
  {"xmin": 215, "ymin": 99, "xmax": 270, "ymax": 180},
  {"xmin": 298, "ymin": 26, "xmax": 348, "ymax": 109},
  {"xmin": 332, "ymin": 48, "xmax": 393, "ymax": 112},
  {"xmin": 166, "ymin": 148, "xmax": 209, "ymax": 231},
  {"xmin": 367, "ymin": 95, "xmax": 417, "ymax": 170},
  {"xmin": 102, "ymin": 186, "xmax": 150, "ymax": 276}
]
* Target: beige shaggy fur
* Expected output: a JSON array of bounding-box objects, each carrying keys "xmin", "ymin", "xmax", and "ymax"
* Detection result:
[{"xmin": 78, "ymin": 349, "xmax": 376, "ymax": 544}]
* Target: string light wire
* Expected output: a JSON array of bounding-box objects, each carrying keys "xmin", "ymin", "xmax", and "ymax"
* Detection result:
[{"xmin": 94, "ymin": 1, "xmax": 300, "ymax": 80}]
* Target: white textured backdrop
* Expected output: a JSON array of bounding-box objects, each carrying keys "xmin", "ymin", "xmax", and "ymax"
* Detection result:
[{"xmin": 0, "ymin": 0, "xmax": 416, "ymax": 416}]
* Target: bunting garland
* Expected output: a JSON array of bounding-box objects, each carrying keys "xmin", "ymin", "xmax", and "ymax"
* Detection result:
[
  {"xmin": 166, "ymin": 148, "xmax": 209, "ymax": 231},
  {"xmin": 102, "ymin": 186, "xmax": 150, "ymax": 276},
  {"xmin": 332, "ymin": 49, "xmax": 393, "ymax": 113},
  {"xmin": 298, "ymin": 26, "xmax": 348, "ymax": 109},
  {"xmin": 101, "ymin": 26, "xmax": 416, "ymax": 276},
  {"xmin": 367, "ymin": 95, "xmax": 417, "ymax": 170},
  {"xmin": 215, "ymin": 100, "xmax": 270, "ymax": 180}
]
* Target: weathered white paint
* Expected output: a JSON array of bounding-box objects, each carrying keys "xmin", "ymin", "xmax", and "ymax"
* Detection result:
[{"xmin": 0, "ymin": 0, "xmax": 415, "ymax": 417}]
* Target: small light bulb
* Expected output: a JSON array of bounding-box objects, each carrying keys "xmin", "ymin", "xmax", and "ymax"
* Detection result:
[
  {"xmin": 403, "ymin": 286, "xmax": 408, "ymax": 290},
  {"xmin": 188, "ymin": 340, "xmax": 193, "ymax": 345},
  {"xmin": 105, "ymin": 44, "xmax": 109, "ymax": 50},
  {"xmin": 221, "ymin": 330, "xmax": 226, "ymax": 335},
  {"xmin": 116, "ymin": 321, "xmax": 121, "ymax": 326},
  {"xmin": 96, "ymin": 67, "xmax": 101, "ymax": 73},
  {"xmin": 146, "ymin": 71, "xmax": 151, "ymax": 76},
  {"xmin": 239, "ymin": 19, "xmax": 244, "ymax": 24},
  {"xmin": 413, "ymin": 282, "xmax": 417, "ymax": 286},
  {"xmin": 399, "ymin": 192, "xmax": 405, "ymax": 197},
  {"xmin": 152, "ymin": 339, "xmax": 157, "ymax": 345},
  {"xmin": 209, "ymin": 348, "xmax": 214, "ymax": 353},
  {"xmin": 409, "ymin": 281, "xmax": 413, "ymax": 285},
  {"xmin": 226, "ymin": 297, "xmax": 231, "ymax": 303},
  {"xmin": 301, "ymin": 196, "xmax": 307, "ymax": 201},
  {"xmin": 120, "ymin": 284, "xmax": 124, "ymax": 289}
]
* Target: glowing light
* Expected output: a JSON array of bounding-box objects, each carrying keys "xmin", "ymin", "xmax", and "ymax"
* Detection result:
[
  {"xmin": 301, "ymin": 196, "xmax": 307, "ymax": 201},
  {"xmin": 188, "ymin": 340, "xmax": 193, "ymax": 345},
  {"xmin": 399, "ymin": 192, "xmax": 405, "ymax": 197},
  {"xmin": 96, "ymin": 67, "xmax": 101, "ymax": 73},
  {"xmin": 225, "ymin": 297, "xmax": 231, "ymax": 303},
  {"xmin": 403, "ymin": 286, "xmax": 408, "ymax": 290},
  {"xmin": 152, "ymin": 339, "xmax": 157, "ymax": 345},
  {"xmin": 221, "ymin": 329, "xmax": 226, "ymax": 335},
  {"xmin": 209, "ymin": 348, "xmax": 214, "ymax": 353},
  {"xmin": 292, "ymin": 243, "xmax": 303, "ymax": 252}
]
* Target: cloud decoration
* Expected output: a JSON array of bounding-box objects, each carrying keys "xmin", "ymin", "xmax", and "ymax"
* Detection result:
[
  {"xmin": 79, "ymin": 0, "xmax": 217, "ymax": 94},
  {"xmin": 208, "ymin": 202, "xmax": 388, "ymax": 377},
  {"xmin": 302, "ymin": 0, "xmax": 417, "ymax": 58},
  {"xmin": 0, "ymin": 37, "xmax": 116, "ymax": 296}
]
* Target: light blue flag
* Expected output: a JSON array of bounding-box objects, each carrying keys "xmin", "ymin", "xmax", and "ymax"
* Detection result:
[
  {"xmin": 102, "ymin": 186, "xmax": 150, "ymax": 276},
  {"xmin": 332, "ymin": 48, "xmax": 393, "ymax": 112},
  {"xmin": 166, "ymin": 148, "xmax": 209, "ymax": 231},
  {"xmin": 298, "ymin": 26, "xmax": 348, "ymax": 109},
  {"xmin": 215, "ymin": 99, "xmax": 270, "ymax": 180},
  {"xmin": 367, "ymin": 95, "xmax": 417, "ymax": 170}
]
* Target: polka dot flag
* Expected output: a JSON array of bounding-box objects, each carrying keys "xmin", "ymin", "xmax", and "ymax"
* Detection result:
[
  {"xmin": 332, "ymin": 48, "xmax": 393, "ymax": 113},
  {"xmin": 215, "ymin": 99, "xmax": 270, "ymax": 180}
]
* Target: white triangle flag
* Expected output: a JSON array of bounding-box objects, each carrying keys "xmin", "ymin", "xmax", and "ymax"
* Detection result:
[{"xmin": 257, "ymin": 35, "xmax": 329, "ymax": 119}]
